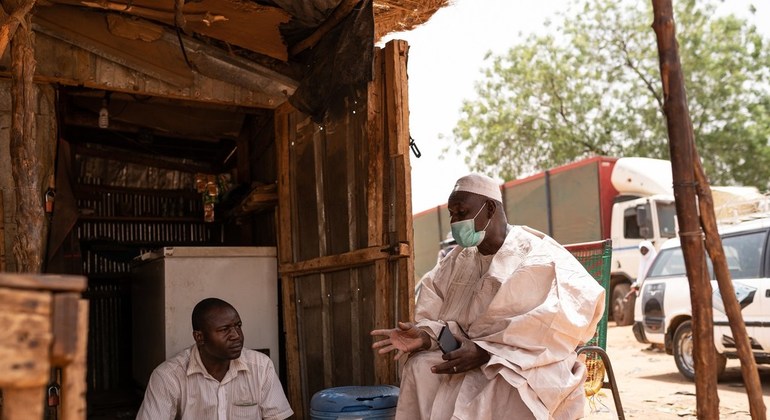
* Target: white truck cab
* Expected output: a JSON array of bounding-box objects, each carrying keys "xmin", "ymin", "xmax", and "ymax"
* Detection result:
[
  {"xmin": 611, "ymin": 195, "xmax": 678, "ymax": 265},
  {"xmin": 608, "ymin": 158, "xmax": 679, "ymax": 325},
  {"xmin": 632, "ymin": 215, "xmax": 770, "ymax": 380}
]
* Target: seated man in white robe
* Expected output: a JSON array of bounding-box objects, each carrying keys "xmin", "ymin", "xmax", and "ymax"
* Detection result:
[{"xmin": 371, "ymin": 173, "xmax": 606, "ymax": 420}]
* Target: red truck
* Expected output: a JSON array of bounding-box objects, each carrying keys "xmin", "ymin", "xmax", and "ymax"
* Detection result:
[{"xmin": 501, "ymin": 156, "xmax": 681, "ymax": 325}]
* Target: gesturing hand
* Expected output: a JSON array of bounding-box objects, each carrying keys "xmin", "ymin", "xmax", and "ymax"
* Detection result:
[
  {"xmin": 371, "ymin": 322, "xmax": 431, "ymax": 360},
  {"xmin": 431, "ymin": 334, "xmax": 490, "ymax": 375}
]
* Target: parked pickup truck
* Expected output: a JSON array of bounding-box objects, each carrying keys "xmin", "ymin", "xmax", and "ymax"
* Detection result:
[{"xmin": 632, "ymin": 215, "xmax": 770, "ymax": 380}]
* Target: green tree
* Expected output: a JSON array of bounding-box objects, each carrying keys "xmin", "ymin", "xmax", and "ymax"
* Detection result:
[{"xmin": 449, "ymin": 0, "xmax": 770, "ymax": 188}]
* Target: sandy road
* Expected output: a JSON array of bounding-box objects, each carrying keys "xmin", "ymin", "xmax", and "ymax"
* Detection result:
[{"xmin": 583, "ymin": 325, "xmax": 770, "ymax": 419}]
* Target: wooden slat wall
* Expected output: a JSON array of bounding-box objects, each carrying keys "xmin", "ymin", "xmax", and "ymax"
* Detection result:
[
  {"xmin": 275, "ymin": 39, "xmax": 413, "ymax": 418},
  {"xmin": 369, "ymin": 45, "xmax": 397, "ymax": 385},
  {"xmin": 275, "ymin": 101, "xmax": 305, "ymax": 420},
  {"xmin": 383, "ymin": 40, "xmax": 415, "ymax": 325},
  {"xmin": 295, "ymin": 85, "xmax": 373, "ymax": 408},
  {"xmin": 367, "ymin": 48, "xmax": 385, "ymax": 248}
]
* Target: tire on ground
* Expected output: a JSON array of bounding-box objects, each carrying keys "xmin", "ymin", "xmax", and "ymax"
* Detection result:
[
  {"xmin": 612, "ymin": 283, "xmax": 634, "ymax": 326},
  {"xmin": 673, "ymin": 320, "xmax": 727, "ymax": 381}
]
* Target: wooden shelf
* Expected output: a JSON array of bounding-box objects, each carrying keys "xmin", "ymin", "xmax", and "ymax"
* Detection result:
[{"xmin": 226, "ymin": 183, "xmax": 278, "ymax": 218}]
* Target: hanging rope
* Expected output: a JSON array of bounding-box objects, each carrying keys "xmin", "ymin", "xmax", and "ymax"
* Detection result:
[{"xmin": 173, "ymin": 0, "xmax": 195, "ymax": 71}]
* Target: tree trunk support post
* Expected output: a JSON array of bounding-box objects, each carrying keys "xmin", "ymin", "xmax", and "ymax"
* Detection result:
[
  {"xmin": 10, "ymin": 9, "xmax": 44, "ymax": 272},
  {"xmin": 693, "ymin": 156, "xmax": 766, "ymax": 417},
  {"xmin": 651, "ymin": 1, "xmax": 718, "ymax": 418},
  {"xmin": 651, "ymin": 1, "xmax": 766, "ymax": 419},
  {"xmin": 0, "ymin": 0, "xmax": 36, "ymax": 58}
]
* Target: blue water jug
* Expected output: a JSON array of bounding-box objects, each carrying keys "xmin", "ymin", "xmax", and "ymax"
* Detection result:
[{"xmin": 309, "ymin": 385, "xmax": 399, "ymax": 420}]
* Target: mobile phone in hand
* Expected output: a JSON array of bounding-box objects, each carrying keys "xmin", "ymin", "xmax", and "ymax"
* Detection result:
[{"xmin": 438, "ymin": 325, "xmax": 459, "ymax": 354}]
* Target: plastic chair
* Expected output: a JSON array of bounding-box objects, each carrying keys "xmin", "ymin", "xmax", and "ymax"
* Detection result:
[{"xmin": 565, "ymin": 240, "xmax": 625, "ymax": 419}]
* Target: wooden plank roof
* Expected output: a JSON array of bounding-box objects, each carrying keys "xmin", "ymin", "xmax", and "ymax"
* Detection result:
[{"xmin": 39, "ymin": 0, "xmax": 449, "ymax": 62}]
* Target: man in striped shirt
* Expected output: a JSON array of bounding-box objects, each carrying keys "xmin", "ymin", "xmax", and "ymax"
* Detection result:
[{"xmin": 136, "ymin": 298, "xmax": 293, "ymax": 420}]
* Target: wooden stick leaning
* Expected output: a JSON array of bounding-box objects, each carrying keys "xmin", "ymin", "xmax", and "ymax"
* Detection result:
[{"xmin": 650, "ymin": 1, "xmax": 719, "ymax": 417}]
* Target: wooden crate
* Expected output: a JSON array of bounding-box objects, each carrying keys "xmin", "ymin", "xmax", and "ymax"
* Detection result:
[{"xmin": 0, "ymin": 274, "xmax": 88, "ymax": 420}]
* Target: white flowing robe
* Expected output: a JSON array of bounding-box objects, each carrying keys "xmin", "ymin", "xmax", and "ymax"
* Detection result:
[{"xmin": 397, "ymin": 226, "xmax": 606, "ymax": 420}]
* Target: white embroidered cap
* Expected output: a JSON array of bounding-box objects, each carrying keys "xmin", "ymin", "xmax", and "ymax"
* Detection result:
[{"xmin": 452, "ymin": 173, "xmax": 502, "ymax": 202}]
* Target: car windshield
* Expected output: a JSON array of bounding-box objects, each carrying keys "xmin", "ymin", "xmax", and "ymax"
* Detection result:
[
  {"xmin": 646, "ymin": 230, "xmax": 767, "ymax": 279},
  {"xmin": 647, "ymin": 247, "xmax": 687, "ymax": 278}
]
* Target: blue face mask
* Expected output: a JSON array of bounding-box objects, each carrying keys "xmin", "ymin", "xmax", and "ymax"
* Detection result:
[{"xmin": 450, "ymin": 202, "xmax": 491, "ymax": 248}]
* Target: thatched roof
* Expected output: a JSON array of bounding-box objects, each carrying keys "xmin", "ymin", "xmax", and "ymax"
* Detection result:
[{"xmin": 374, "ymin": 0, "xmax": 449, "ymax": 39}]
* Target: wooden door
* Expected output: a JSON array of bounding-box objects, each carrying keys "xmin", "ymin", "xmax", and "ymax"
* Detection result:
[{"xmin": 274, "ymin": 40, "xmax": 413, "ymax": 418}]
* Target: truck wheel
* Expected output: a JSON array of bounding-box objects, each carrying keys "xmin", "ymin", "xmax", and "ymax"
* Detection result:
[
  {"xmin": 673, "ymin": 320, "xmax": 728, "ymax": 381},
  {"xmin": 612, "ymin": 283, "xmax": 634, "ymax": 326}
]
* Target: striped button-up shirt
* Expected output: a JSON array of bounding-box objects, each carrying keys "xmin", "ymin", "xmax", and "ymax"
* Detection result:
[{"xmin": 136, "ymin": 345, "xmax": 293, "ymax": 420}]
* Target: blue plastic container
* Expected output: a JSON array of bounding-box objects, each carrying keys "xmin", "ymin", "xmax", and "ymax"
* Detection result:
[{"xmin": 309, "ymin": 385, "xmax": 400, "ymax": 420}]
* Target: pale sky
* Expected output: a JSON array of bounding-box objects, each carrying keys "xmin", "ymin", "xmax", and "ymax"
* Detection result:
[{"xmin": 382, "ymin": 0, "xmax": 770, "ymax": 214}]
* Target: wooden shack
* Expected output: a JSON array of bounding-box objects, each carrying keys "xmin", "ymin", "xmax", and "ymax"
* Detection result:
[{"xmin": 0, "ymin": 1, "xmax": 447, "ymax": 417}]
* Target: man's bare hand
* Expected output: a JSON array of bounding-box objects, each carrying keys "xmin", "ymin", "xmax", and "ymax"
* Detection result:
[
  {"xmin": 371, "ymin": 322, "xmax": 431, "ymax": 360},
  {"xmin": 623, "ymin": 285, "xmax": 640, "ymax": 303},
  {"xmin": 431, "ymin": 334, "xmax": 490, "ymax": 374}
]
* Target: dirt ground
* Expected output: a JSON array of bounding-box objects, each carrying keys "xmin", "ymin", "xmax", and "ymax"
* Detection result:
[{"xmin": 583, "ymin": 325, "xmax": 770, "ymax": 419}]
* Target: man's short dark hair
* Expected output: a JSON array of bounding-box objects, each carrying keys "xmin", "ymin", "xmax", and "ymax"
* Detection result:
[{"xmin": 192, "ymin": 298, "xmax": 234, "ymax": 331}]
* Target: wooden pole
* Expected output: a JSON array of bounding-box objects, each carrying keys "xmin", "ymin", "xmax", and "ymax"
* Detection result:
[
  {"xmin": 384, "ymin": 40, "xmax": 415, "ymax": 323},
  {"xmin": 0, "ymin": 189, "xmax": 5, "ymax": 272},
  {"xmin": 650, "ymin": 1, "xmax": 719, "ymax": 418},
  {"xmin": 692, "ymin": 155, "xmax": 766, "ymax": 419},
  {"xmin": 10, "ymin": 12, "xmax": 44, "ymax": 272},
  {"xmin": 0, "ymin": 0, "xmax": 36, "ymax": 58}
]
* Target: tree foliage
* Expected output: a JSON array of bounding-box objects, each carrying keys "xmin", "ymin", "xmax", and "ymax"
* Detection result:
[{"xmin": 449, "ymin": 0, "xmax": 770, "ymax": 189}]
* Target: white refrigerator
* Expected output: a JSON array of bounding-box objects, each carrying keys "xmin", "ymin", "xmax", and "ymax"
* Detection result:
[{"xmin": 131, "ymin": 246, "xmax": 279, "ymax": 386}]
